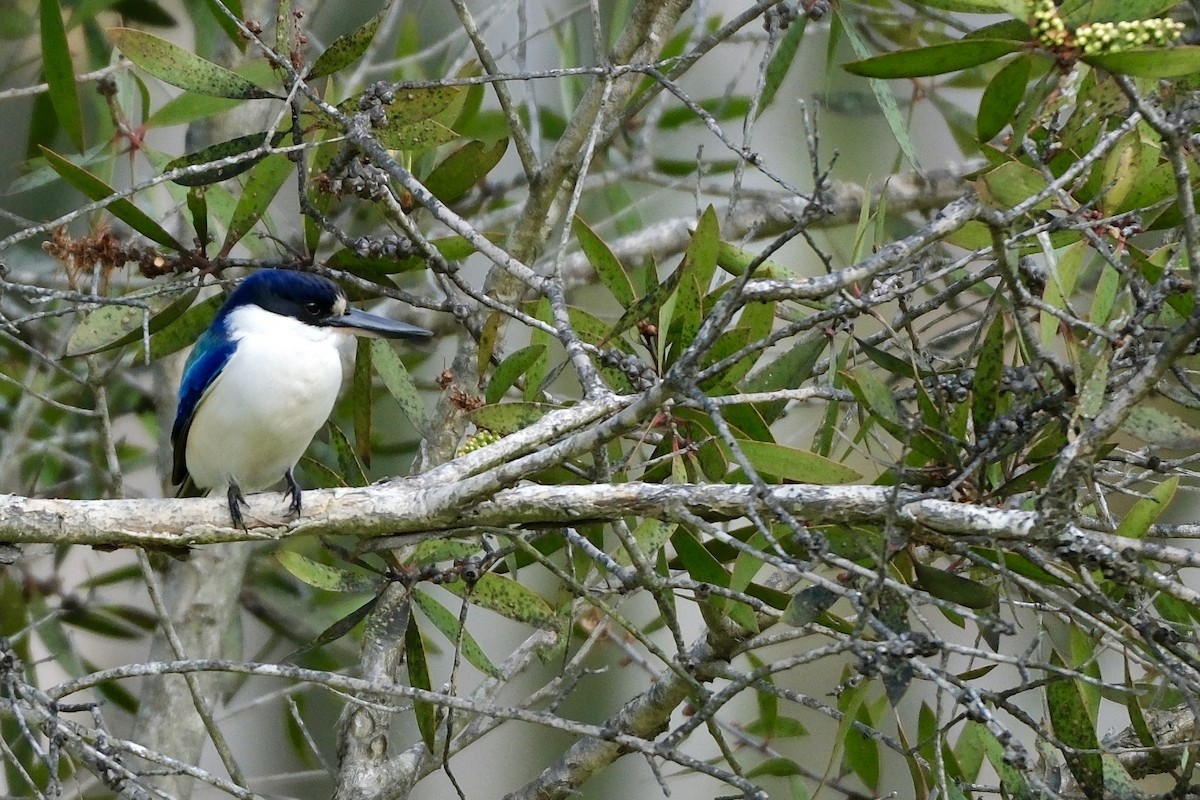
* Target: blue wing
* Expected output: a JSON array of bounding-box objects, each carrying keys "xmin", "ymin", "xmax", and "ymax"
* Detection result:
[{"xmin": 171, "ymin": 321, "xmax": 237, "ymax": 486}]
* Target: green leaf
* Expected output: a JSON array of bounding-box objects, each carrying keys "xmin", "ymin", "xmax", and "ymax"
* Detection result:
[
  {"xmin": 1047, "ymin": 653, "xmax": 1105, "ymax": 799},
  {"xmin": 66, "ymin": 286, "xmax": 198, "ymax": 357},
  {"xmin": 1084, "ymin": 47, "xmax": 1200, "ymax": 79},
  {"xmin": 373, "ymin": 118, "xmax": 460, "ymax": 150},
  {"xmin": 732, "ymin": 440, "xmax": 862, "ymax": 484},
  {"xmin": 717, "ymin": 240, "xmax": 798, "ymax": 280},
  {"xmin": 978, "ymin": 55, "xmax": 1031, "ymax": 142},
  {"xmin": 919, "ymin": 0, "xmax": 1007, "ymax": 9},
  {"xmin": 664, "ymin": 206, "xmax": 720, "ymax": 365},
  {"xmin": 41, "ymin": 0, "xmax": 84, "ymax": 151},
  {"xmin": 839, "ymin": 14, "xmax": 921, "ymax": 171},
  {"xmin": 742, "ymin": 334, "xmax": 826, "ymax": 424},
  {"xmin": 287, "ymin": 597, "xmax": 378, "ymax": 659},
  {"xmin": 1114, "ymin": 476, "xmax": 1178, "ymax": 539},
  {"xmin": 335, "ymin": 86, "xmax": 462, "ymax": 127},
  {"xmin": 275, "ymin": 550, "xmax": 378, "ymax": 593},
  {"xmin": 856, "ymin": 337, "xmax": 919, "ymax": 380},
  {"xmin": 165, "ymin": 131, "xmax": 284, "ymax": 187},
  {"xmin": 671, "ymin": 525, "xmax": 730, "ymax": 596},
  {"xmin": 423, "ymin": 138, "xmax": 509, "ymax": 204},
  {"xmin": 606, "ymin": 262, "xmax": 683, "ymax": 342},
  {"xmin": 486, "ymin": 345, "xmax": 547, "ymax": 404},
  {"xmin": 412, "ymin": 589, "xmax": 502, "ymax": 677},
  {"xmin": 574, "ymin": 216, "xmax": 635, "ymax": 308},
  {"xmin": 846, "ymin": 366, "xmax": 902, "ymax": 426},
  {"xmin": 108, "ymin": 27, "xmax": 278, "ymax": 98},
  {"xmin": 657, "ymin": 96, "xmax": 752, "ymax": 129},
  {"xmin": 186, "ymin": 186, "xmax": 208, "ymax": 251},
  {"xmin": 843, "ymin": 694, "xmax": 882, "ymax": 789},
  {"xmin": 782, "ymin": 585, "xmax": 838, "ymax": 627},
  {"xmin": 978, "ymin": 160, "xmax": 1050, "ymax": 211},
  {"xmin": 1100, "ymin": 132, "xmax": 1143, "ymax": 212},
  {"xmin": 972, "ymin": 314, "xmax": 1006, "ymax": 435},
  {"xmin": 137, "ymin": 293, "xmax": 222, "ymax": 361},
  {"xmin": 146, "ymin": 63, "xmax": 278, "ymax": 129},
  {"xmin": 746, "ymin": 757, "xmax": 803, "ymax": 778},
  {"xmin": 443, "ymin": 573, "xmax": 556, "ymax": 628},
  {"xmin": 371, "ymin": 338, "xmax": 429, "ymax": 433},
  {"xmin": 1059, "ymin": 0, "xmax": 1182, "ymax": 26},
  {"xmin": 466, "ymin": 402, "xmax": 557, "ymax": 435},
  {"xmin": 220, "ymin": 152, "xmax": 293, "ymax": 254},
  {"xmin": 327, "ymin": 420, "xmax": 368, "ymax": 487},
  {"xmin": 913, "ymin": 562, "xmax": 998, "ymax": 610},
  {"xmin": 308, "ymin": 2, "xmax": 390, "ymax": 78},
  {"xmin": 40, "ymin": 146, "xmax": 185, "ymax": 250},
  {"xmin": 404, "ymin": 615, "xmax": 437, "ymax": 749},
  {"xmin": 1122, "ymin": 406, "xmax": 1200, "ymax": 447},
  {"xmin": 616, "ymin": 518, "xmax": 675, "ymax": 566},
  {"xmin": 352, "ymin": 338, "xmax": 373, "ymax": 466},
  {"xmin": 844, "ymin": 39, "xmax": 1023, "ymax": 79},
  {"xmin": 759, "ymin": 14, "xmax": 808, "ymax": 115}
]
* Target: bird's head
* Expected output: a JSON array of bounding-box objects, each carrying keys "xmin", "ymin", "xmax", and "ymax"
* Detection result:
[{"xmin": 221, "ymin": 270, "xmax": 433, "ymax": 340}]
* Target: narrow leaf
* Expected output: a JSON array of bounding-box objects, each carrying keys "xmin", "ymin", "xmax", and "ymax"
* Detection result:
[
  {"xmin": 575, "ymin": 216, "xmax": 636, "ymax": 308},
  {"xmin": 108, "ymin": 27, "xmax": 278, "ymax": 98},
  {"xmin": 1047, "ymin": 653, "xmax": 1105, "ymax": 799},
  {"xmin": 424, "ymin": 138, "xmax": 509, "ymax": 203},
  {"xmin": 41, "ymin": 146, "xmax": 184, "ymax": 249},
  {"xmin": 732, "ymin": 439, "xmax": 862, "ymax": 484},
  {"xmin": 913, "ymin": 562, "xmax": 998, "ymax": 610},
  {"xmin": 486, "ymin": 344, "xmax": 547, "ymax": 404},
  {"xmin": 758, "ymin": 14, "xmax": 808, "ymax": 115},
  {"xmin": 275, "ymin": 550, "xmax": 378, "ymax": 593},
  {"xmin": 219, "ymin": 152, "xmax": 293, "ymax": 255},
  {"xmin": 844, "ymin": 40, "xmax": 1022, "ymax": 79},
  {"xmin": 972, "ymin": 314, "xmax": 1005, "ymax": 435},
  {"xmin": 467, "ymin": 402, "xmax": 556, "ymax": 435},
  {"xmin": 307, "ymin": 1, "xmax": 391, "ymax": 80},
  {"xmin": 977, "ymin": 55, "xmax": 1030, "ymax": 142},
  {"xmin": 352, "ymin": 338, "xmax": 373, "ymax": 467},
  {"xmin": 166, "ymin": 130, "xmax": 283, "ymax": 187},
  {"xmin": 66, "ymin": 286, "xmax": 198, "ymax": 357},
  {"xmin": 413, "ymin": 589, "xmax": 502, "ymax": 677},
  {"xmin": 1114, "ymin": 476, "xmax": 1178, "ymax": 540},
  {"xmin": 371, "ymin": 337, "xmax": 429, "ymax": 433},
  {"xmin": 404, "ymin": 615, "xmax": 437, "ymax": 749},
  {"xmin": 442, "ymin": 573, "xmax": 556, "ymax": 628},
  {"xmin": 41, "ymin": 0, "xmax": 84, "ymax": 151},
  {"xmin": 138, "ymin": 293, "xmax": 222, "ymax": 361}
]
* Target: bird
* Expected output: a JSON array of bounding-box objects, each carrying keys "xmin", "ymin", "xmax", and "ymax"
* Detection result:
[{"xmin": 171, "ymin": 269, "xmax": 432, "ymax": 529}]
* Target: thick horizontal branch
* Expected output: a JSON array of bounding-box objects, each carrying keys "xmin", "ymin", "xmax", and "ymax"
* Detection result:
[{"xmin": 0, "ymin": 481, "xmax": 1090, "ymax": 550}]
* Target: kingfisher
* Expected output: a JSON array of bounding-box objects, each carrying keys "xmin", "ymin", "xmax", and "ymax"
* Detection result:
[{"xmin": 172, "ymin": 269, "xmax": 432, "ymax": 529}]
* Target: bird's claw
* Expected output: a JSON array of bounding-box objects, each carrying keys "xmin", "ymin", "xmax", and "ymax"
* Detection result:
[
  {"xmin": 284, "ymin": 469, "xmax": 303, "ymax": 518},
  {"xmin": 226, "ymin": 483, "xmax": 250, "ymax": 531}
]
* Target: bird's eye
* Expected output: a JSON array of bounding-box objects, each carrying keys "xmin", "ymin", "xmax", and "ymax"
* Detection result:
[{"xmin": 303, "ymin": 301, "xmax": 321, "ymax": 316}]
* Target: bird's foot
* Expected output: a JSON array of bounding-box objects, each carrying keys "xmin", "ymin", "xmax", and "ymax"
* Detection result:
[
  {"xmin": 283, "ymin": 469, "xmax": 302, "ymax": 518},
  {"xmin": 227, "ymin": 483, "xmax": 250, "ymax": 531}
]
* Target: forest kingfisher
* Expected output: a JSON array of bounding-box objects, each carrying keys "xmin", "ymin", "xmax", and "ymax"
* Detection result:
[{"xmin": 172, "ymin": 269, "xmax": 432, "ymax": 529}]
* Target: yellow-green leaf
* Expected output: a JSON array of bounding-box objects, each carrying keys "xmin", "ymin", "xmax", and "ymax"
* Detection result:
[
  {"xmin": 275, "ymin": 550, "xmax": 378, "ymax": 593},
  {"xmin": 109, "ymin": 27, "xmax": 278, "ymax": 98}
]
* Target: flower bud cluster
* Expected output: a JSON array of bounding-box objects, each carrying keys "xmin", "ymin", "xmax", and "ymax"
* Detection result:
[
  {"xmin": 1028, "ymin": 0, "xmax": 1184, "ymax": 54},
  {"xmin": 1075, "ymin": 17, "xmax": 1184, "ymax": 54},
  {"xmin": 1029, "ymin": 0, "xmax": 1068, "ymax": 48},
  {"xmin": 456, "ymin": 429, "xmax": 503, "ymax": 457}
]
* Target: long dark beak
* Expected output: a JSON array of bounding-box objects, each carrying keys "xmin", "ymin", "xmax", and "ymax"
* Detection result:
[{"xmin": 322, "ymin": 307, "xmax": 433, "ymax": 339}]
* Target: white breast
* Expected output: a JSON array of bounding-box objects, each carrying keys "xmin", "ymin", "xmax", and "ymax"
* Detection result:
[{"xmin": 185, "ymin": 305, "xmax": 348, "ymax": 494}]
